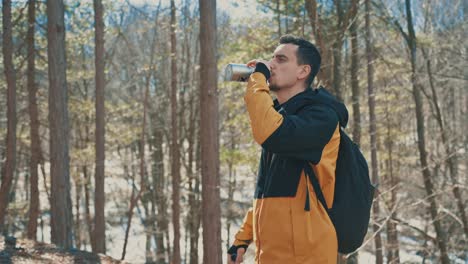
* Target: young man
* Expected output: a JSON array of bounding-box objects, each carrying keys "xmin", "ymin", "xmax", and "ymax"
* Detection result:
[{"xmin": 227, "ymin": 35, "xmax": 349, "ymax": 263}]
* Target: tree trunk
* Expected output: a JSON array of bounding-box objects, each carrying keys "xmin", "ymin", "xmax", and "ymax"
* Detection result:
[
  {"xmin": 0, "ymin": 0, "xmax": 17, "ymax": 235},
  {"xmin": 121, "ymin": 54, "xmax": 152, "ymax": 262},
  {"xmin": 80, "ymin": 92, "xmax": 94, "ymax": 249},
  {"xmin": 83, "ymin": 165, "xmax": 94, "ymax": 249},
  {"xmin": 422, "ymin": 49, "xmax": 468, "ymax": 239},
  {"xmin": 304, "ymin": 0, "xmax": 332, "ymax": 87},
  {"xmin": 121, "ymin": 147, "xmax": 139, "ymax": 260},
  {"xmin": 74, "ymin": 172, "xmax": 82, "ymax": 249},
  {"xmin": 151, "ymin": 118, "xmax": 167, "ymax": 264},
  {"xmin": 46, "ymin": 0, "xmax": 73, "ymax": 249},
  {"xmin": 464, "ymin": 3, "xmax": 468, "ymax": 239},
  {"xmin": 283, "ymin": 0, "xmax": 289, "ymax": 33},
  {"xmin": 191, "ymin": 134, "xmax": 202, "ymax": 264},
  {"xmin": 403, "ymin": 0, "xmax": 450, "ymax": 262},
  {"xmin": 187, "ymin": 97, "xmax": 197, "ymax": 264},
  {"xmin": 183, "ymin": 80, "xmax": 201, "ymax": 264},
  {"xmin": 187, "ymin": 177, "xmax": 200, "ymax": 264},
  {"xmin": 364, "ymin": 0, "xmax": 383, "ymax": 263},
  {"xmin": 332, "ymin": 39, "xmax": 343, "ymax": 101},
  {"xmin": 350, "ymin": 12, "xmax": 360, "ymax": 145},
  {"xmin": 226, "ymin": 125, "xmax": 237, "ymax": 251},
  {"xmin": 384, "ymin": 101, "xmax": 400, "ymax": 264},
  {"xmin": 139, "ymin": 127, "xmax": 154, "ymax": 264},
  {"xmin": 26, "ymin": 0, "xmax": 42, "ymax": 241},
  {"xmin": 276, "ymin": 0, "xmax": 281, "ymax": 37},
  {"xmin": 199, "ymin": 0, "xmax": 222, "ymax": 263},
  {"xmin": 93, "ymin": 0, "xmax": 106, "ymax": 253},
  {"xmin": 141, "ymin": 178, "xmax": 154, "ymax": 263},
  {"xmin": 170, "ymin": 0, "xmax": 181, "ymax": 263}
]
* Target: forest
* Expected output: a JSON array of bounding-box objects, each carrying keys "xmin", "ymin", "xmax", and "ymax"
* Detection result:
[{"xmin": 0, "ymin": 0, "xmax": 466, "ymax": 263}]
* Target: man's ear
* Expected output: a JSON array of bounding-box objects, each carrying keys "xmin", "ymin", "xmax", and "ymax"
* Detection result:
[{"xmin": 297, "ymin": 65, "xmax": 311, "ymax": 80}]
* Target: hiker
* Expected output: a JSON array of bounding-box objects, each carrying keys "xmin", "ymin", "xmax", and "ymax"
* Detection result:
[{"xmin": 227, "ymin": 35, "xmax": 349, "ymax": 264}]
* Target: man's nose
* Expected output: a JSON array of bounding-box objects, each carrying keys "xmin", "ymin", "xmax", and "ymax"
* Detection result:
[{"xmin": 269, "ymin": 59, "xmax": 276, "ymax": 69}]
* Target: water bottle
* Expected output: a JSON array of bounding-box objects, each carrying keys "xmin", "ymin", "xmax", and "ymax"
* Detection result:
[{"xmin": 222, "ymin": 63, "xmax": 255, "ymax": 82}]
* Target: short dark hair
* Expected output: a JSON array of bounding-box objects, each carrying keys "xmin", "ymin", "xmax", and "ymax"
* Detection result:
[{"xmin": 279, "ymin": 35, "xmax": 321, "ymax": 88}]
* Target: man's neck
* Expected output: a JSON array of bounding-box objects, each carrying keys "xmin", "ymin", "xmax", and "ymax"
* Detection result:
[{"xmin": 275, "ymin": 84, "xmax": 307, "ymax": 105}]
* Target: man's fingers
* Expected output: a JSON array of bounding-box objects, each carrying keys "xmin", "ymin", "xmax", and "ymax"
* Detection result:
[
  {"xmin": 246, "ymin": 59, "xmax": 257, "ymax": 67},
  {"xmin": 235, "ymin": 248, "xmax": 246, "ymax": 264},
  {"xmin": 227, "ymin": 254, "xmax": 234, "ymax": 264}
]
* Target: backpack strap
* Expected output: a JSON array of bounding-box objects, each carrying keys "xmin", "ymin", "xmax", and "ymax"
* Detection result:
[
  {"xmin": 304, "ymin": 178, "xmax": 310, "ymax": 211},
  {"xmin": 303, "ymin": 162, "xmax": 329, "ymax": 211}
]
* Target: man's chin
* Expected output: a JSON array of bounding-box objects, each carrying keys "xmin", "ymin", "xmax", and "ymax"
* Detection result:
[{"xmin": 269, "ymin": 84, "xmax": 281, "ymax": 92}]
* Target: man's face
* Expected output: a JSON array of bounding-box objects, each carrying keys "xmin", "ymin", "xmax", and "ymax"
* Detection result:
[{"xmin": 268, "ymin": 43, "xmax": 304, "ymax": 91}]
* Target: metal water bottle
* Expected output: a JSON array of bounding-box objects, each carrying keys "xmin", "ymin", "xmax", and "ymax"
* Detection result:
[{"xmin": 222, "ymin": 63, "xmax": 255, "ymax": 82}]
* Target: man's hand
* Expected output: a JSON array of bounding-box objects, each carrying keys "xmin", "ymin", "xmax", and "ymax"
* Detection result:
[
  {"xmin": 227, "ymin": 247, "xmax": 246, "ymax": 264},
  {"xmin": 246, "ymin": 59, "xmax": 271, "ymax": 69}
]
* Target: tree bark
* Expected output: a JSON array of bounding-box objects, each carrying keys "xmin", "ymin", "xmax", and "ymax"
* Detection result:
[
  {"xmin": 170, "ymin": 0, "xmax": 181, "ymax": 263},
  {"xmin": 464, "ymin": 3, "xmax": 468, "ymax": 237},
  {"xmin": 121, "ymin": 147, "xmax": 140, "ymax": 260},
  {"xmin": 403, "ymin": 0, "xmax": 450, "ymax": 262},
  {"xmin": 0, "ymin": 0, "xmax": 17, "ymax": 235},
  {"xmin": 385, "ymin": 110, "xmax": 400, "ymax": 264},
  {"xmin": 283, "ymin": 0, "xmax": 289, "ymax": 33},
  {"xmin": 276, "ymin": 0, "xmax": 281, "ymax": 37},
  {"xmin": 364, "ymin": 0, "xmax": 383, "ymax": 263},
  {"xmin": 47, "ymin": 0, "xmax": 73, "ymax": 249},
  {"xmin": 304, "ymin": 0, "xmax": 332, "ymax": 87},
  {"xmin": 79, "ymin": 83, "xmax": 94, "ymax": 249},
  {"xmin": 226, "ymin": 124, "xmax": 237, "ymax": 251},
  {"xmin": 187, "ymin": 94, "xmax": 200, "ymax": 264},
  {"xmin": 25, "ymin": 0, "xmax": 41, "ymax": 240},
  {"xmin": 74, "ymin": 172, "xmax": 82, "ymax": 249},
  {"xmin": 151, "ymin": 118, "xmax": 167, "ymax": 264},
  {"xmin": 332, "ymin": 0, "xmax": 345, "ymax": 98},
  {"xmin": 350, "ymin": 7, "xmax": 360, "ymax": 144},
  {"xmin": 199, "ymin": 0, "xmax": 222, "ymax": 263},
  {"xmin": 84, "ymin": 165, "xmax": 94, "ymax": 249},
  {"xmin": 93, "ymin": 0, "xmax": 106, "ymax": 253}
]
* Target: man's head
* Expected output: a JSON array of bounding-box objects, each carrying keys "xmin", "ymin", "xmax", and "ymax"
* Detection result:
[{"xmin": 268, "ymin": 35, "xmax": 321, "ymax": 91}]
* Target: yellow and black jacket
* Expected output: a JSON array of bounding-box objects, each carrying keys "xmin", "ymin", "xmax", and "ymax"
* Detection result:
[{"xmin": 231, "ymin": 72, "xmax": 349, "ymax": 263}]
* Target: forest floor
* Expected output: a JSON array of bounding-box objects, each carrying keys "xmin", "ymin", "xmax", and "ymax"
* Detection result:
[{"xmin": 0, "ymin": 236, "xmax": 127, "ymax": 264}]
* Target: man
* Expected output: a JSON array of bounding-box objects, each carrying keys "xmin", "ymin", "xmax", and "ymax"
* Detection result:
[{"xmin": 227, "ymin": 35, "xmax": 348, "ymax": 263}]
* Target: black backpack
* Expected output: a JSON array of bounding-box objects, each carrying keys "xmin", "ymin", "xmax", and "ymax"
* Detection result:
[{"xmin": 304, "ymin": 128, "xmax": 375, "ymax": 254}]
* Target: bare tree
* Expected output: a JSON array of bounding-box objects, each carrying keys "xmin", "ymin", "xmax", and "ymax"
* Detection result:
[
  {"xmin": 151, "ymin": 116, "xmax": 168, "ymax": 264},
  {"xmin": 199, "ymin": 0, "xmax": 222, "ymax": 263},
  {"xmin": 420, "ymin": 19, "xmax": 468, "ymax": 239},
  {"xmin": 47, "ymin": 0, "xmax": 74, "ymax": 249},
  {"xmin": 93, "ymin": 0, "xmax": 106, "ymax": 253},
  {"xmin": 304, "ymin": 0, "xmax": 357, "ymax": 99},
  {"xmin": 397, "ymin": 0, "xmax": 450, "ymax": 262},
  {"xmin": 304, "ymin": 0, "xmax": 332, "ymax": 87},
  {"xmin": 0, "ymin": 0, "xmax": 18, "ymax": 234},
  {"xmin": 26, "ymin": 0, "xmax": 42, "ymax": 240},
  {"xmin": 331, "ymin": 1, "xmax": 355, "ymax": 100},
  {"xmin": 349, "ymin": 0, "xmax": 360, "ymax": 145},
  {"xmin": 365, "ymin": 0, "xmax": 383, "ymax": 263},
  {"xmin": 146, "ymin": 9, "xmax": 169, "ymax": 262},
  {"xmin": 170, "ymin": 0, "xmax": 181, "ymax": 263},
  {"xmin": 383, "ymin": 92, "xmax": 400, "ymax": 264},
  {"xmin": 464, "ymin": 2, "xmax": 468, "ymax": 233},
  {"xmin": 120, "ymin": 20, "xmax": 157, "ymax": 263}
]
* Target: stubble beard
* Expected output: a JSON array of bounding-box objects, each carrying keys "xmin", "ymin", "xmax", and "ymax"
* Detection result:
[{"xmin": 269, "ymin": 83, "xmax": 281, "ymax": 92}]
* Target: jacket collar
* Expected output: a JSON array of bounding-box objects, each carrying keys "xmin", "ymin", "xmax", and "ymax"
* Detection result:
[
  {"xmin": 273, "ymin": 88, "xmax": 315, "ymax": 115},
  {"xmin": 273, "ymin": 87, "xmax": 349, "ymax": 129}
]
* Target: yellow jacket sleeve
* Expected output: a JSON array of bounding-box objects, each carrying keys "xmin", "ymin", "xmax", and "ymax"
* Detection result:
[
  {"xmin": 233, "ymin": 208, "xmax": 253, "ymax": 246},
  {"xmin": 244, "ymin": 72, "xmax": 284, "ymax": 145}
]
